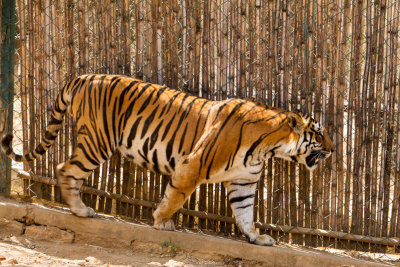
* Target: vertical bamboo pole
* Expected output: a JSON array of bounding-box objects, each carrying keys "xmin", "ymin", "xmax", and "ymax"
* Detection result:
[
  {"xmin": 202, "ymin": 0, "xmax": 210, "ymax": 99},
  {"xmin": 27, "ymin": 1, "xmax": 36, "ymax": 199},
  {"xmin": 363, "ymin": 0, "xmax": 379, "ymax": 240},
  {"xmin": 389, "ymin": 0, "xmax": 399, "ymax": 239},
  {"xmin": 311, "ymin": 0, "xmax": 324, "ymax": 247},
  {"xmin": 335, "ymin": 1, "xmax": 350, "ymax": 249},
  {"xmin": 0, "ymin": 0, "xmax": 16, "ymax": 197},
  {"xmin": 18, "ymin": 0, "xmax": 30, "ymax": 198},
  {"xmin": 17, "ymin": 0, "xmax": 28, "ymax": 178},
  {"xmin": 380, "ymin": 0, "xmax": 394, "ymax": 241},
  {"xmin": 375, "ymin": 0, "xmax": 387, "ymax": 242},
  {"xmin": 348, "ymin": 0, "xmax": 364, "ymax": 251},
  {"xmin": 361, "ymin": 0, "xmax": 374, "ymax": 245},
  {"xmin": 371, "ymin": 0, "xmax": 385, "ymax": 241}
]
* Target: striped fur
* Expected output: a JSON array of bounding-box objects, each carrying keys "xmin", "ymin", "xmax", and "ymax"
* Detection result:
[{"xmin": 1, "ymin": 74, "xmax": 334, "ymax": 246}]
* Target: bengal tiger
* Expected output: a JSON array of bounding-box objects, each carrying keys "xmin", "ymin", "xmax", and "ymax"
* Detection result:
[{"xmin": 1, "ymin": 74, "xmax": 334, "ymax": 246}]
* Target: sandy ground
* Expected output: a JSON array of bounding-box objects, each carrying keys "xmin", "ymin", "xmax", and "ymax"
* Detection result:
[{"xmin": 0, "ymin": 231, "xmax": 266, "ymax": 267}]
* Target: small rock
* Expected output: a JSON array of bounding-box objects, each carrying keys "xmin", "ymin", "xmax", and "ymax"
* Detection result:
[{"xmin": 85, "ymin": 256, "xmax": 103, "ymax": 265}]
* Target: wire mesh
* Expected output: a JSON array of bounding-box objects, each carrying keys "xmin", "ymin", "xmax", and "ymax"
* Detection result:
[{"xmin": 0, "ymin": 0, "xmax": 399, "ymax": 261}]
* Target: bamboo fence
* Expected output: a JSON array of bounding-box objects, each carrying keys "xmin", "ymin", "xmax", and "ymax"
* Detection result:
[{"xmin": 3, "ymin": 0, "xmax": 400, "ymax": 254}]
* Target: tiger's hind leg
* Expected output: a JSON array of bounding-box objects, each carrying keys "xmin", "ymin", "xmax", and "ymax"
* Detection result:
[
  {"xmin": 57, "ymin": 141, "xmax": 101, "ymax": 217},
  {"xmin": 226, "ymin": 180, "xmax": 275, "ymax": 246}
]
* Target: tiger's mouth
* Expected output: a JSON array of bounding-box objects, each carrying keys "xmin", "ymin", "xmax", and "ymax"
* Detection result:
[{"xmin": 306, "ymin": 150, "xmax": 330, "ymax": 168}]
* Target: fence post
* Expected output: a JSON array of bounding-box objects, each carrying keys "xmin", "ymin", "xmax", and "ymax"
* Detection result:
[{"xmin": 0, "ymin": 0, "xmax": 16, "ymax": 197}]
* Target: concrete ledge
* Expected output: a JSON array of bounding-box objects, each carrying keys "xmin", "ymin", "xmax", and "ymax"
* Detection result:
[{"xmin": 0, "ymin": 197, "xmax": 387, "ymax": 267}]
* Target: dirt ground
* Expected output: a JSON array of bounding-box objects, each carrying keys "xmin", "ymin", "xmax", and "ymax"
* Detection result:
[{"xmin": 0, "ymin": 229, "xmax": 266, "ymax": 267}]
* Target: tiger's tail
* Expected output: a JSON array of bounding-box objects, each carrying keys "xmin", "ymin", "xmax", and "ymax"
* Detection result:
[{"xmin": 1, "ymin": 83, "xmax": 70, "ymax": 162}]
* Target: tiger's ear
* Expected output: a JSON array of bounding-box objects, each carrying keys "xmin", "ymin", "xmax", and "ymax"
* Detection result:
[{"xmin": 287, "ymin": 111, "xmax": 305, "ymax": 134}]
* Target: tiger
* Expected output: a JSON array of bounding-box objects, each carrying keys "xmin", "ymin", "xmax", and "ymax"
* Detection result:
[{"xmin": 1, "ymin": 74, "xmax": 334, "ymax": 246}]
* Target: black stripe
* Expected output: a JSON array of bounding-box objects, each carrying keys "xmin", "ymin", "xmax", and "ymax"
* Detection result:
[
  {"xmin": 5, "ymin": 148, "xmax": 13, "ymax": 155},
  {"xmin": 166, "ymin": 92, "xmax": 185, "ymax": 115},
  {"xmin": 161, "ymin": 113, "xmax": 177, "ymax": 141},
  {"xmin": 206, "ymin": 145, "xmax": 219, "ymax": 180},
  {"xmin": 118, "ymin": 80, "xmax": 139, "ymax": 113},
  {"xmin": 152, "ymin": 150, "xmax": 160, "ymax": 173},
  {"xmin": 227, "ymin": 189, "xmax": 238, "ymax": 197},
  {"xmin": 142, "ymin": 138, "xmax": 149, "ymax": 158},
  {"xmin": 97, "ymin": 75, "xmax": 107, "ymax": 109},
  {"xmin": 169, "ymin": 157, "xmax": 175, "ymax": 171},
  {"xmin": 70, "ymin": 76, "xmax": 88, "ymax": 105},
  {"xmin": 229, "ymin": 194, "xmax": 255, "ymax": 204},
  {"xmin": 166, "ymin": 132, "xmax": 175, "ymax": 161},
  {"xmin": 141, "ymin": 106, "xmax": 159, "ymax": 138},
  {"xmin": 54, "ymin": 102, "xmax": 63, "ymax": 113},
  {"xmin": 123, "ymin": 84, "xmax": 152, "ymax": 127},
  {"xmin": 212, "ymin": 98, "xmax": 236, "ymax": 123},
  {"xmin": 70, "ymin": 160, "xmax": 91, "ymax": 173},
  {"xmin": 169, "ymin": 179, "xmax": 178, "ymax": 189},
  {"xmin": 203, "ymin": 101, "xmax": 245, "ymax": 166},
  {"xmin": 138, "ymin": 90, "xmax": 156, "ymax": 115},
  {"xmin": 231, "ymin": 181, "xmax": 258, "ymax": 186},
  {"xmin": 178, "ymin": 123, "xmax": 188, "ymax": 154},
  {"xmin": 107, "ymin": 77, "xmax": 122, "ymax": 104},
  {"xmin": 225, "ymin": 154, "xmax": 232, "ymax": 171},
  {"xmin": 111, "ymin": 99, "xmax": 119, "ymax": 146},
  {"xmin": 97, "ymin": 129, "xmax": 110, "ymax": 160},
  {"xmin": 243, "ymin": 125, "xmax": 284, "ymax": 166},
  {"xmin": 269, "ymin": 145, "xmax": 281, "ymax": 158},
  {"xmin": 250, "ymin": 168, "xmax": 264, "ymax": 175},
  {"xmin": 48, "ymin": 117, "xmax": 63, "ymax": 125},
  {"xmin": 189, "ymin": 101, "xmax": 208, "ymax": 151},
  {"xmin": 129, "ymin": 83, "xmax": 151, "ymax": 101},
  {"xmin": 35, "ymin": 144, "xmax": 46, "ymax": 155},
  {"xmin": 150, "ymin": 120, "xmax": 163, "ymax": 150},
  {"xmin": 44, "ymin": 131, "xmax": 58, "ymax": 141},
  {"xmin": 127, "ymin": 117, "xmax": 143, "ymax": 148},
  {"xmin": 177, "ymin": 94, "xmax": 190, "ymax": 113},
  {"xmin": 158, "ymin": 92, "xmax": 182, "ymax": 118},
  {"xmin": 152, "ymin": 86, "xmax": 168, "ymax": 104},
  {"xmin": 138, "ymin": 150, "xmax": 149, "ymax": 163},
  {"xmin": 236, "ymin": 204, "xmax": 253, "ymax": 210},
  {"xmin": 77, "ymin": 143, "xmax": 100, "ymax": 166}
]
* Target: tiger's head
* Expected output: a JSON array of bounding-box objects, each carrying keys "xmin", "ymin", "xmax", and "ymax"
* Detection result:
[{"xmin": 285, "ymin": 110, "xmax": 334, "ymax": 170}]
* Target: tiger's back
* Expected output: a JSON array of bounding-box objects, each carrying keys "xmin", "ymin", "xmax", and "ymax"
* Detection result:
[{"xmin": 68, "ymin": 74, "xmax": 213, "ymax": 176}]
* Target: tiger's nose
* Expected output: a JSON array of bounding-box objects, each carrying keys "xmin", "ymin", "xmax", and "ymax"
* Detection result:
[{"xmin": 331, "ymin": 148, "xmax": 335, "ymax": 153}]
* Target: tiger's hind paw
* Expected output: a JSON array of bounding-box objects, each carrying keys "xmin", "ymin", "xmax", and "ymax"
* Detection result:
[
  {"xmin": 153, "ymin": 219, "xmax": 175, "ymax": 231},
  {"xmin": 253, "ymin": 234, "xmax": 275, "ymax": 246}
]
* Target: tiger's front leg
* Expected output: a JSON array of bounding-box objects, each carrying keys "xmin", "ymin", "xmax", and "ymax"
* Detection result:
[{"xmin": 226, "ymin": 180, "xmax": 275, "ymax": 246}]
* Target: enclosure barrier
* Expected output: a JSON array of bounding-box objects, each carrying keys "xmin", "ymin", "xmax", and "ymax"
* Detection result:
[{"xmin": 1, "ymin": 0, "xmax": 399, "ymax": 257}]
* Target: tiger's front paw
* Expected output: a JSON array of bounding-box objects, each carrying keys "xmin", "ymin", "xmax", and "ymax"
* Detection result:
[
  {"xmin": 71, "ymin": 206, "xmax": 95, "ymax": 218},
  {"xmin": 253, "ymin": 234, "xmax": 275, "ymax": 246},
  {"xmin": 153, "ymin": 219, "xmax": 175, "ymax": 231}
]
